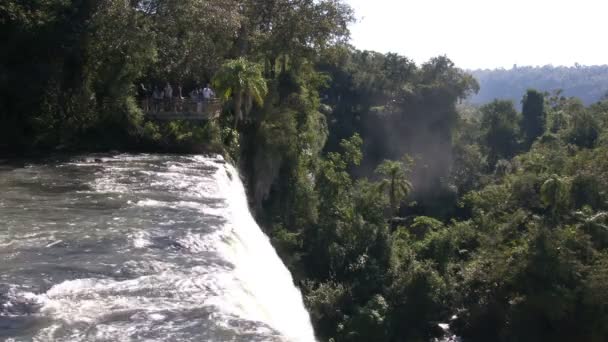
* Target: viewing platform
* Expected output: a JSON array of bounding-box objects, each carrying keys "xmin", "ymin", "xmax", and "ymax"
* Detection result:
[{"xmin": 144, "ymin": 99, "xmax": 222, "ymax": 121}]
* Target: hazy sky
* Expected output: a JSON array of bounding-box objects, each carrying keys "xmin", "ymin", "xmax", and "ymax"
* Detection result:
[{"xmin": 346, "ymin": 0, "xmax": 608, "ymax": 69}]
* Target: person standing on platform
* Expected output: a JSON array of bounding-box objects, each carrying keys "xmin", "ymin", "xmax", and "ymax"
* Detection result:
[
  {"xmin": 176, "ymin": 84, "xmax": 184, "ymax": 112},
  {"xmin": 196, "ymin": 86, "xmax": 204, "ymax": 113},
  {"xmin": 203, "ymin": 83, "xmax": 215, "ymax": 101},
  {"xmin": 202, "ymin": 84, "xmax": 215, "ymax": 114},
  {"xmin": 138, "ymin": 83, "xmax": 149, "ymax": 112},
  {"xmin": 164, "ymin": 82, "xmax": 173, "ymax": 112},
  {"xmin": 152, "ymin": 86, "xmax": 163, "ymax": 113}
]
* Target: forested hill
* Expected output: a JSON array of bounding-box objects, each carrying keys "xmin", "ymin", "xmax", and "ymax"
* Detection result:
[
  {"xmin": 468, "ymin": 65, "xmax": 608, "ymax": 105},
  {"xmin": 4, "ymin": 1, "xmax": 608, "ymax": 342}
]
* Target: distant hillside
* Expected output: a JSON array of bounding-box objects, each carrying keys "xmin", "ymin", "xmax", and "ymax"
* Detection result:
[{"xmin": 468, "ymin": 65, "xmax": 608, "ymax": 106}]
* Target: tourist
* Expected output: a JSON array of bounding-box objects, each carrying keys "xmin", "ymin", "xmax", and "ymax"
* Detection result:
[
  {"xmin": 138, "ymin": 83, "xmax": 149, "ymax": 111},
  {"xmin": 203, "ymin": 83, "xmax": 215, "ymax": 100},
  {"xmin": 164, "ymin": 82, "xmax": 173, "ymax": 111},
  {"xmin": 176, "ymin": 84, "xmax": 184, "ymax": 112},
  {"xmin": 196, "ymin": 86, "xmax": 204, "ymax": 113},
  {"xmin": 152, "ymin": 86, "xmax": 163, "ymax": 112},
  {"xmin": 189, "ymin": 87, "xmax": 199, "ymax": 100}
]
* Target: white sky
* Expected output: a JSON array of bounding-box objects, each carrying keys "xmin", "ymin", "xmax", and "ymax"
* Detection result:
[{"xmin": 346, "ymin": 0, "xmax": 608, "ymax": 69}]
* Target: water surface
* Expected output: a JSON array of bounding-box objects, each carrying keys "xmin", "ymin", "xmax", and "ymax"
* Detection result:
[{"xmin": 0, "ymin": 154, "xmax": 315, "ymax": 342}]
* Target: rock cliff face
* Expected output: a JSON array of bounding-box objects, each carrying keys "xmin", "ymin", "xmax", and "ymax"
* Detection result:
[
  {"xmin": 239, "ymin": 119, "xmax": 293, "ymax": 216},
  {"xmin": 251, "ymin": 147, "xmax": 284, "ymax": 212}
]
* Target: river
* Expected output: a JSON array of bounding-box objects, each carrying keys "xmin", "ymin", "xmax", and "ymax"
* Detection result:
[{"xmin": 0, "ymin": 154, "xmax": 315, "ymax": 342}]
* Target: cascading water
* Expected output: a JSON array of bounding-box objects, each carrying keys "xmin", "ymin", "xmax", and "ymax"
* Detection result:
[{"xmin": 0, "ymin": 154, "xmax": 316, "ymax": 341}]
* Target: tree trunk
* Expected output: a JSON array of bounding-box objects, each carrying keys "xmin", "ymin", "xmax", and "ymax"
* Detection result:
[
  {"xmin": 236, "ymin": 25, "xmax": 249, "ymax": 57},
  {"xmin": 269, "ymin": 56, "xmax": 277, "ymax": 78},
  {"xmin": 281, "ymin": 54, "xmax": 287, "ymax": 74},
  {"xmin": 390, "ymin": 178, "xmax": 396, "ymax": 216},
  {"xmin": 244, "ymin": 92, "xmax": 253, "ymax": 120},
  {"xmin": 233, "ymin": 91, "xmax": 243, "ymax": 128}
]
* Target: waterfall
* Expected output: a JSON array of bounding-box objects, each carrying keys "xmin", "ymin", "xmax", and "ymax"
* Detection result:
[
  {"xmin": 213, "ymin": 160, "xmax": 317, "ymax": 342},
  {"xmin": 0, "ymin": 154, "xmax": 316, "ymax": 341}
]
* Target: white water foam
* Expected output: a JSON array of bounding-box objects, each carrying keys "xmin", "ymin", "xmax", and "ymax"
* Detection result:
[
  {"xmin": 24, "ymin": 155, "xmax": 316, "ymax": 341},
  {"xmin": 213, "ymin": 161, "xmax": 317, "ymax": 342}
]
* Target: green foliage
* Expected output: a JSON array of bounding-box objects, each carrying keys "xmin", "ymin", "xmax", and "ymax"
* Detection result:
[
  {"xmin": 1, "ymin": 0, "xmax": 156, "ymax": 150},
  {"xmin": 238, "ymin": 0, "xmax": 354, "ymax": 72},
  {"xmin": 521, "ymin": 89, "xmax": 545, "ymax": 147},
  {"xmin": 470, "ymin": 65, "xmax": 608, "ymax": 106},
  {"xmin": 570, "ymin": 173, "xmax": 603, "ymax": 209},
  {"xmin": 480, "ymin": 100, "xmax": 520, "ymax": 166},
  {"xmin": 137, "ymin": 120, "xmax": 224, "ymax": 153},
  {"xmin": 375, "ymin": 158, "xmax": 414, "ymax": 216},
  {"xmin": 0, "ymin": 0, "xmax": 353, "ymax": 153},
  {"xmin": 450, "ymin": 141, "xmax": 488, "ymax": 194},
  {"xmin": 304, "ymin": 281, "xmax": 350, "ymax": 337},
  {"xmin": 318, "ymin": 49, "xmax": 478, "ymax": 205},
  {"xmin": 409, "ymin": 216, "xmax": 443, "ymax": 240},
  {"xmin": 387, "ymin": 250, "xmax": 447, "ymax": 341},
  {"xmin": 448, "ymin": 108, "xmax": 608, "ymax": 341},
  {"xmin": 339, "ymin": 294, "xmax": 389, "ymax": 342},
  {"xmin": 142, "ymin": 121, "xmax": 162, "ymax": 142},
  {"xmin": 5, "ymin": 2, "xmax": 608, "ymax": 341},
  {"xmin": 567, "ymin": 110, "xmax": 600, "ymax": 148},
  {"xmin": 213, "ymin": 58, "xmax": 268, "ymax": 125},
  {"xmin": 144, "ymin": 0, "xmax": 240, "ymax": 80},
  {"xmin": 286, "ymin": 84, "xmax": 608, "ymax": 341},
  {"xmin": 220, "ymin": 127, "xmax": 240, "ymax": 162},
  {"xmin": 540, "ymin": 174, "xmax": 571, "ymax": 219}
]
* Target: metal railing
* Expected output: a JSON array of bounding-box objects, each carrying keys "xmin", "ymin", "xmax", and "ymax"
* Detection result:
[{"xmin": 143, "ymin": 98, "xmax": 221, "ymax": 121}]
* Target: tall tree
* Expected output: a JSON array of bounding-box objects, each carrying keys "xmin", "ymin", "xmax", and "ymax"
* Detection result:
[
  {"xmin": 567, "ymin": 110, "xmax": 600, "ymax": 148},
  {"xmin": 0, "ymin": 0, "xmax": 156, "ymax": 148},
  {"xmin": 139, "ymin": 0, "xmax": 241, "ymax": 81},
  {"xmin": 521, "ymin": 89, "xmax": 545, "ymax": 147},
  {"xmin": 540, "ymin": 174, "xmax": 570, "ymax": 221},
  {"xmin": 241, "ymin": 0, "xmax": 354, "ymax": 71},
  {"xmin": 375, "ymin": 158, "xmax": 413, "ymax": 216},
  {"xmin": 480, "ymin": 100, "xmax": 520, "ymax": 167},
  {"xmin": 213, "ymin": 58, "xmax": 268, "ymax": 127}
]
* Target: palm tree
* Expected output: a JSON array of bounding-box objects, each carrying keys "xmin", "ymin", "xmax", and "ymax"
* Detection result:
[
  {"xmin": 540, "ymin": 174, "xmax": 570, "ymax": 221},
  {"xmin": 375, "ymin": 159, "xmax": 413, "ymax": 217},
  {"xmin": 212, "ymin": 58, "xmax": 268, "ymax": 127}
]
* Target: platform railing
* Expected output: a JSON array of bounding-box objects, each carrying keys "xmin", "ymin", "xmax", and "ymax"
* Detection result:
[{"xmin": 143, "ymin": 98, "xmax": 222, "ymax": 121}]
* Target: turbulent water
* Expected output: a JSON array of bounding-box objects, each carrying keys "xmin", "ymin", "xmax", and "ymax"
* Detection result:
[{"xmin": 0, "ymin": 154, "xmax": 316, "ymax": 342}]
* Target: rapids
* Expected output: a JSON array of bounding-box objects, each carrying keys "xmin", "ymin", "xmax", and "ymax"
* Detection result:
[{"xmin": 0, "ymin": 154, "xmax": 315, "ymax": 342}]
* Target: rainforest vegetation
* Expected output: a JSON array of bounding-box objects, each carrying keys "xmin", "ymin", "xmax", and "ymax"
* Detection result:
[
  {"xmin": 469, "ymin": 65, "xmax": 608, "ymax": 106},
  {"xmin": 3, "ymin": 1, "xmax": 608, "ymax": 341}
]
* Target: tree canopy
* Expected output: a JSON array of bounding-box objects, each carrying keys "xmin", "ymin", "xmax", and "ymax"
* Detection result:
[{"xmin": 3, "ymin": 2, "xmax": 608, "ymax": 342}]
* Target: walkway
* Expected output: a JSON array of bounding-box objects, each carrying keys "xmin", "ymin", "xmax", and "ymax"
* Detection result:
[{"xmin": 145, "ymin": 99, "xmax": 221, "ymax": 121}]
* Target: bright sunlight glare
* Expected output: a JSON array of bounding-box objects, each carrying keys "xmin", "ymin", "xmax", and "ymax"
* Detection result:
[{"xmin": 347, "ymin": 0, "xmax": 608, "ymax": 69}]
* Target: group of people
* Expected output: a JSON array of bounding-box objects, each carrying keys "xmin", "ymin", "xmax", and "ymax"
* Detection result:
[{"xmin": 139, "ymin": 82, "xmax": 216, "ymax": 113}]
